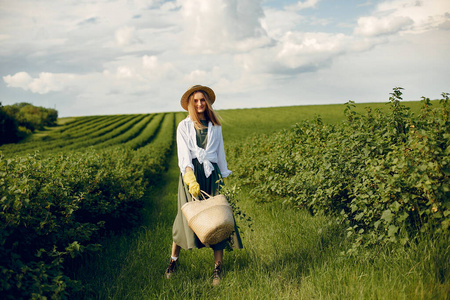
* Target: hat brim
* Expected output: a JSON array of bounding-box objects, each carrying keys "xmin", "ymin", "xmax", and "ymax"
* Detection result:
[{"xmin": 180, "ymin": 85, "xmax": 215, "ymax": 111}]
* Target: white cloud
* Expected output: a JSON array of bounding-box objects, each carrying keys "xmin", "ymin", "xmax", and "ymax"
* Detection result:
[
  {"xmin": 3, "ymin": 72, "xmax": 76, "ymax": 94},
  {"xmin": 261, "ymin": 8, "xmax": 303, "ymax": 39},
  {"xmin": 354, "ymin": 15, "xmax": 414, "ymax": 36},
  {"xmin": 115, "ymin": 26, "xmax": 139, "ymax": 46},
  {"xmin": 276, "ymin": 32, "xmax": 349, "ymax": 68},
  {"xmin": 31, "ymin": 73, "xmax": 77, "ymax": 94},
  {"xmin": 3, "ymin": 54, "xmax": 179, "ymax": 97},
  {"xmin": 355, "ymin": 0, "xmax": 450, "ymax": 35},
  {"xmin": 142, "ymin": 55, "xmax": 159, "ymax": 70},
  {"xmin": 116, "ymin": 66, "xmax": 135, "ymax": 79},
  {"xmin": 142, "ymin": 55, "xmax": 177, "ymax": 79},
  {"xmin": 233, "ymin": 31, "xmax": 356, "ymax": 76},
  {"xmin": 286, "ymin": 0, "xmax": 321, "ymax": 11},
  {"xmin": 184, "ymin": 69, "xmax": 212, "ymax": 83},
  {"xmin": 179, "ymin": 0, "xmax": 271, "ymax": 54},
  {"xmin": 3, "ymin": 72, "xmax": 32, "ymax": 90}
]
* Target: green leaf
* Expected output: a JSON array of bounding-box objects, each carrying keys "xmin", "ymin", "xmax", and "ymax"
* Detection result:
[
  {"xmin": 390, "ymin": 201, "xmax": 401, "ymax": 212},
  {"xmin": 381, "ymin": 209, "xmax": 393, "ymax": 223},
  {"xmin": 374, "ymin": 220, "xmax": 381, "ymax": 229},
  {"xmin": 388, "ymin": 225, "xmax": 398, "ymax": 237}
]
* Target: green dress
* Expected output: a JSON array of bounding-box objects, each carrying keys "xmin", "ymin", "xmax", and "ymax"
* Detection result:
[{"xmin": 172, "ymin": 120, "xmax": 243, "ymax": 250}]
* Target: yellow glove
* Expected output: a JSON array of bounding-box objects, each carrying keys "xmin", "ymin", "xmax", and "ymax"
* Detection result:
[{"xmin": 183, "ymin": 170, "xmax": 200, "ymax": 197}]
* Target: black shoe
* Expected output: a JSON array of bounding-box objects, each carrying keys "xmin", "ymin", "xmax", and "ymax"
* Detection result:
[
  {"xmin": 212, "ymin": 261, "xmax": 222, "ymax": 286},
  {"xmin": 165, "ymin": 259, "xmax": 178, "ymax": 279}
]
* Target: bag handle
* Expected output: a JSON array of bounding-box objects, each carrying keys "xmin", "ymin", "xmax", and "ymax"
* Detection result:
[{"xmin": 192, "ymin": 190, "xmax": 212, "ymax": 201}]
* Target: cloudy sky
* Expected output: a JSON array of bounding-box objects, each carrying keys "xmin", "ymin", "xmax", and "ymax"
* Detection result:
[{"xmin": 1, "ymin": 0, "xmax": 449, "ymax": 117}]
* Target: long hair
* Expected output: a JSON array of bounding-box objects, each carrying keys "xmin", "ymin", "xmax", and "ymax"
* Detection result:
[{"xmin": 187, "ymin": 90, "xmax": 221, "ymax": 129}]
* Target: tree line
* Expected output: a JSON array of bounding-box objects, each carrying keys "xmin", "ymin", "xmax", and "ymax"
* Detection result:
[{"xmin": 0, "ymin": 102, "xmax": 58, "ymax": 145}]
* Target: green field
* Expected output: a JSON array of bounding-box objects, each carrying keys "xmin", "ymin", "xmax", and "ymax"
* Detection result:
[
  {"xmin": 1, "ymin": 95, "xmax": 448, "ymax": 299},
  {"xmin": 0, "ymin": 100, "xmax": 427, "ymax": 155}
]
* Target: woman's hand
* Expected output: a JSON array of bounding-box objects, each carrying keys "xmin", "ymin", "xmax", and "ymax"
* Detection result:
[{"xmin": 183, "ymin": 170, "xmax": 200, "ymax": 197}]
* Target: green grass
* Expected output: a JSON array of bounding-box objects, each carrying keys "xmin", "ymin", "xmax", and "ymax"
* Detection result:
[
  {"xmin": 218, "ymin": 100, "xmax": 428, "ymax": 140},
  {"xmin": 72, "ymin": 138, "xmax": 449, "ymax": 299}
]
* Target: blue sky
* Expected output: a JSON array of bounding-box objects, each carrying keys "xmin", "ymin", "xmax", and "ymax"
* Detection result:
[
  {"xmin": 1, "ymin": 0, "xmax": 449, "ymax": 117},
  {"xmin": 265, "ymin": 0, "xmax": 377, "ymax": 33}
]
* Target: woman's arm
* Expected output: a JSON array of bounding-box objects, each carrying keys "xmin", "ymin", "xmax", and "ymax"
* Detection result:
[{"xmin": 177, "ymin": 120, "xmax": 195, "ymax": 175}]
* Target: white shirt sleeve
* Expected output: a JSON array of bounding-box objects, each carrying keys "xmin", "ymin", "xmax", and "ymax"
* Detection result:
[{"xmin": 177, "ymin": 119, "xmax": 194, "ymax": 175}]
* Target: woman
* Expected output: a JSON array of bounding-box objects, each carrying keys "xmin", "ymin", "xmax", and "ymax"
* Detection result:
[{"xmin": 165, "ymin": 85, "xmax": 243, "ymax": 286}]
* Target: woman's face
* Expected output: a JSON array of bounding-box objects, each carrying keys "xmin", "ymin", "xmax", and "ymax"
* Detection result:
[{"xmin": 192, "ymin": 91, "xmax": 206, "ymax": 116}]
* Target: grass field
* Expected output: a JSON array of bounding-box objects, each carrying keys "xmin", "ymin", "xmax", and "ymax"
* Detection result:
[
  {"xmin": 59, "ymin": 99, "xmax": 449, "ymax": 299},
  {"xmin": 71, "ymin": 140, "xmax": 449, "ymax": 299}
]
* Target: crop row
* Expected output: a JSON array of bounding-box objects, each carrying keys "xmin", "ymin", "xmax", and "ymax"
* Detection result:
[
  {"xmin": 0, "ymin": 115, "xmax": 102, "ymax": 154},
  {"xmin": 0, "ymin": 112, "xmax": 180, "ymax": 298},
  {"xmin": 49, "ymin": 114, "xmax": 136, "ymax": 151},
  {"xmin": 120, "ymin": 113, "xmax": 165, "ymax": 150},
  {"xmin": 56, "ymin": 115, "xmax": 122, "ymax": 140},
  {"xmin": 0, "ymin": 113, "xmax": 171, "ymax": 157},
  {"xmin": 56, "ymin": 115, "xmax": 108, "ymax": 136},
  {"xmin": 47, "ymin": 115, "xmax": 99, "ymax": 134},
  {"xmin": 91, "ymin": 114, "xmax": 156, "ymax": 149},
  {"xmin": 0, "ymin": 115, "xmax": 134, "ymax": 156},
  {"xmin": 53, "ymin": 114, "xmax": 147, "ymax": 150}
]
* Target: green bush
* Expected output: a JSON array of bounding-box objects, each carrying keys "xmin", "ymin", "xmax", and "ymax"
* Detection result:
[
  {"xmin": 0, "ymin": 148, "xmax": 145, "ymax": 298},
  {"xmin": 0, "ymin": 112, "xmax": 177, "ymax": 298},
  {"xmin": 0, "ymin": 102, "xmax": 58, "ymax": 145},
  {"xmin": 228, "ymin": 88, "xmax": 449, "ymax": 250},
  {"xmin": 0, "ymin": 105, "xmax": 20, "ymax": 144}
]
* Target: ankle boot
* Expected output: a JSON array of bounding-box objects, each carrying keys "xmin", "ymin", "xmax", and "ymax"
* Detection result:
[
  {"xmin": 212, "ymin": 261, "xmax": 222, "ymax": 286},
  {"xmin": 165, "ymin": 258, "xmax": 178, "ymax": 279}
]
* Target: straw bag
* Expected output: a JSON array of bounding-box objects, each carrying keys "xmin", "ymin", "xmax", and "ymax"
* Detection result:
[{"xmin": 181, "ymin": 190, "xmax": 235, "ymax": 245}]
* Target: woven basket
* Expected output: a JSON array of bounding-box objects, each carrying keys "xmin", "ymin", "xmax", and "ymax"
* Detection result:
[{"xmin": 181, "ymin": 191, "xmax": 235, "ymax": 245}]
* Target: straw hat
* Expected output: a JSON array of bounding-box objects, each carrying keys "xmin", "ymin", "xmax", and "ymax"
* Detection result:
[{"xmin": 180, "ymin": 85, "xmax": 215, "ymax": 111}]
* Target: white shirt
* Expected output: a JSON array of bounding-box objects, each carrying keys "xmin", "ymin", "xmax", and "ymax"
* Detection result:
[{"xmin": 177, "ymin": 116, "xmax": 232, "ymax": 178}]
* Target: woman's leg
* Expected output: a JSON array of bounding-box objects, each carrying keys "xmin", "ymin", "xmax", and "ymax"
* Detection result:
[
  {"xmin": 213, "ymin": 249, "xmax": 223, "ymax": 265},
  {"xmin": 171, "ymin": 242, "xmax": 181, "ymax": 258}
]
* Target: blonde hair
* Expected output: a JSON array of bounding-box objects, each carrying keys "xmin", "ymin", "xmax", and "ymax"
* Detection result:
[{"xmin": 187, "ymin": 91, "xmax": 221, "ymax": 129}]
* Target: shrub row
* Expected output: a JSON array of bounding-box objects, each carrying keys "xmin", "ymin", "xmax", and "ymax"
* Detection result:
[
  {"xmin": 55, "ymin": 115, "xmax": 119, "ymax": 140},
  {"xmin": 64, "ymin": 115, "xmax": 146, "ymax": 150},
  {"xmin": 227, "ymin": 89, "xmax": 449, "ymax": 251},
  {"xmin": 55, "ymin": 116, "xmax": 100, "ymax": 134},
  {"xmin": 0, "ymin": 115, "xmax": 132, "ymax": 157},
  {"xmin": 93, "ymin": 114, "xmax": 154, "ymax": 149},
  {"xmin": 133, "ymin": 113, "xmax": 177, "ymax": 182},
  {"xmin": 0, "ymin": 113, "xmax": 177, "ymax": 298},
  {"xmin": 121, "ymin": 113, "xmax": 165, "ymax": 150}
]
